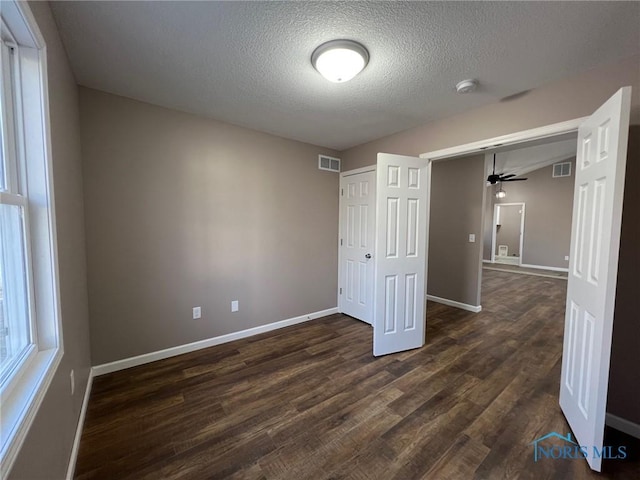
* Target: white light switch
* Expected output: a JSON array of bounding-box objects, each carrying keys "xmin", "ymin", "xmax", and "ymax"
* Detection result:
[
  {"xmin": 231, "ymin": 300, "xmax": 239, "ymax": 312},
  {"xmin": 468, "ymin": 234, "xmax": 476, "ymax": 243},
  {"xmin": 565, "ymin": 255, "xmax": 569, "ymax": 261},
  {"xmin": 192, "ymin": 306, "xmax": 201, "ymax": 319}
]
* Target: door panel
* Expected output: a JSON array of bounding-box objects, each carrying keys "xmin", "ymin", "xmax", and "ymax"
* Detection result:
[
  {"xmin": 560, "ymin": 87, "xmax": 631, "ymax": 472},
  {"xmin": 373, "ymin": 153, "xmax": 429, "ymax": 356},
  {"xmin": 339, "ymin": 170, "xmax": 375, "ymax": 324}
]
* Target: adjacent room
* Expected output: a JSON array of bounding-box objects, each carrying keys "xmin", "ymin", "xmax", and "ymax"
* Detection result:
[
  {"xmin": 482, "ymin": 137, "xmax": 578, "ymax": 279},
  {"xmin": 1, "ymin": 1, "xmax": 639, "ymax": 479}
]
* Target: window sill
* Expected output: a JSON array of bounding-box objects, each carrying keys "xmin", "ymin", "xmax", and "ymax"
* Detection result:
[{"xmin": 0, "ymin": 347, "xmax": 62, "ymax": 477}]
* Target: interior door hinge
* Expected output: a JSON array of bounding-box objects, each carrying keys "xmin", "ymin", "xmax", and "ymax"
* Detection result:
[
  {"xmin": 340, "ymin": 239, "xmax": 343, "ymax": 246},
  {"xmin": 339, "ymin": 288, "xmax": 342, "ymax": 295},
  {"xmin": 341, "ymin": 188, "xmax": 344, "ymax": 196}
]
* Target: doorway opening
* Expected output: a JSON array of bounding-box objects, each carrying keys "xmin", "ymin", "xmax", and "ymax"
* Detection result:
[
  {"xmin": 492, "ymin": 203, "xmax": 525, "ymax": 266},
  {"xmin": 481, "ymin": 136, "xmax": 577, "ymax": 281},
  {"xmin": 420, "ymin": 87, "xmax": 631, "ymax": 472}
]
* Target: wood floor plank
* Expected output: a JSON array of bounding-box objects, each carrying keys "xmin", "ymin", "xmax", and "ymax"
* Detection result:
[{"xmin": 74, "ymin": 271, "xmax": 639, "ymax": 479}]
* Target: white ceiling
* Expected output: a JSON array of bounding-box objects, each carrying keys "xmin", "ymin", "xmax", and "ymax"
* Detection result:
[
  {"xmin": 50, "ymin": 1, "xmax": 640, "ymax": 150},
  {"xmin": 487, "ymin": 137, "xmax": 577, "ymax": 180}
]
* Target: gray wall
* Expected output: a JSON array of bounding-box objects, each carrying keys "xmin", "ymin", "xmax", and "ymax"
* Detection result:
[
  {"xmin": 427, "ymin": 154, "xmax": 485, "ymax": 308},
  {"xmin": 495, "ymin": 205, "xmax": 522, "ymax": 257},
  {"xmin": 9, "ymin": 2, "xmax": 92, "ymax": 479},
  {"xmin": 80, "ymin": 88, "xmax": 340, "ymax": 365},
  {"xmin": 483, "ymin": 159, "xmax": 576, "ymax": 269},
  {"xmin": 608, "ymin": 126, "xmax": 640, "ymax": 425}
]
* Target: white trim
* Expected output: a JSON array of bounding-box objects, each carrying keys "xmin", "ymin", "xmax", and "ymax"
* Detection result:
[
  {"xmin": 92, "ymin": 308, "xmax": 339, "ymax": 376},
  {"xmin": 494, "ymin": 256, "xmax": 520, "ymax": 266},
  {"xmin": 419, "ymin": 117, "xmax": 587, "ymax": 161},
  {"xmin": 65, "ymin": 371, "xmax": 94, "ymax": 480},
  {"xmin": 606, "ymin": 413, "xmax": 640, "ymax": 440},
  {"xmin": 340, "ymin": 164, "xmax": 376, "ymax": 177},
  {"xmin": 482, "ymin": 259, "xmax": 492, "ymax": 264},
  {"xmin": 426, "ymin": 294, "xmax": 482, "ymax": 313},
  {"xmin": 482, "ymin": 266, "xmax": 567, "ymax": 281},
  {"xmin": 520, "ymin": 263, "xmax": 569, "ymax": 273}
]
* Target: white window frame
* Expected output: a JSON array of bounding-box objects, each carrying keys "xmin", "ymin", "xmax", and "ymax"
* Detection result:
[{"xmin": 0, "ymin": 2, "xmax": 63, "ymax": 477}]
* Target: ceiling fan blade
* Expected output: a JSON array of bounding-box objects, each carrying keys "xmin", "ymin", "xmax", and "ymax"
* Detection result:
[
  {"xmin": 500, "ymin": 173, "xmax": 516, "ymax": 179},
  {"xmin": 503, "ymin": 177, "xmax": 528, "ymax": 182}
]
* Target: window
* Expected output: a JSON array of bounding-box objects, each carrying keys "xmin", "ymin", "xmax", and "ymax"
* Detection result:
[
  {"xmin": 0, "ymin": 2, "xmax": 63, "ymax": 476},
  {"xmin": 1, "ymin": 35, "xmax": 35, "ymax": 389}
]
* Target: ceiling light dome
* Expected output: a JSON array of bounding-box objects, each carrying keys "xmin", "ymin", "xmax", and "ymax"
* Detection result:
[
  {"xmin": 311, "ymin": 40, "xmax": 369, "ymax": 83},
  {"xmin": 456, "ymin": 79, "xmax": 478, "ymax": 94}
]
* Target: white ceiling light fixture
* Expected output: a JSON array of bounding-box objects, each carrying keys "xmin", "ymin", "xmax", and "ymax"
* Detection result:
[
  {"xmin": 495, "ymin": 185, "xmax": 507, "ymax": 199},
  {"xmin": 311, "ymin": 39, "xmax": 369, "ymax": 83},
  {"xmin": 456, "ymin": 79, "xmax": 478, "ymax": 94}
]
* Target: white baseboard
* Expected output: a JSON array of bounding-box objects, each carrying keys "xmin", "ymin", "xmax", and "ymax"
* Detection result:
[
  {"xmin": 92, "ymin": 307, "xmax": 339, "ymax": 376},
  {"xmin": 606, "ymin": 413, "xmax": 640, "ymax": 439},
  {"xmin": 520, "ymin": 263, "xmax": 569, "ymax": 273},
  {"xmin": 65, "ymin": 370, "xmax": 94, "ymax": 480},
  {"xmin": 426, "ymin": 295, "xmax": 481, "ymax": 313},
  {"xmin": 495, "ymin": 256, "xmax": 520, "ymax": 266},
  {"xmin": 482, "ymin": 259, "xmax": 492, "ymax": 264}
]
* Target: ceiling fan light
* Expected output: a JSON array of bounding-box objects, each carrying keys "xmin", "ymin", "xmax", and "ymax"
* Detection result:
[
  {"xmin": 496, "ymin": 188, "xmax": 507, "ymax": 199},
  {"xmin": 312, "ymin": 40, "xmax": 369, "ymax": 83}
]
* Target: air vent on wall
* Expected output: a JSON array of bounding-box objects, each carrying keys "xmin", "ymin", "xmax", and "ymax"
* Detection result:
[
  {"xmin": 553, "ymin": 161, "xmax": 572, "ymax": 178},
  {"xmin": 318, "ymin": 155, "xmax": 341, "ymax": 172}
]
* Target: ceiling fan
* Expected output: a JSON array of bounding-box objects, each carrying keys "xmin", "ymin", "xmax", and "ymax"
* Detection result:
[{"xmin": 487, "ymin": 153, "xmax": 528, "ymax": 185}]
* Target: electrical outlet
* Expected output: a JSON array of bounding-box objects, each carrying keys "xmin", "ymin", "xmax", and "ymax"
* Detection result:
[
  {"xmin": 565, "ymin": 255, "xmax": 569, "ymax": 261},
  {"xmin": 231, "ymin": 300, "xmax": 239, "ymax": 313},
  {"xmin": 70, "ymin": 369, "xmax": 75, "ymax": 396},
  {"xmin": 192, "ymin": 306, "xmax": 201, "ymax": 319},
  {"xmin": 468, "ymin": 233, "xmax": 476, "ymax": 243}
]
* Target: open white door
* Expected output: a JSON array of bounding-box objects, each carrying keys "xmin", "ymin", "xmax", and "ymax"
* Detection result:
[
  {"xmin": 373, "ymin": 153, "xmax": 429, "ymax": 356},
  {"xmin": 339, "ymin": 169, "xmax": 376, "ymax": 324},
  {"xmin": 560, "ymin": 87, "xmax": 631, "ymax": 471}
]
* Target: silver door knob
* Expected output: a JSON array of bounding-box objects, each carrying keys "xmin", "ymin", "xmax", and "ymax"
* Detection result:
[{"xmin": 365, "ymin": 253, "xmax": 372, "ymax": 259}]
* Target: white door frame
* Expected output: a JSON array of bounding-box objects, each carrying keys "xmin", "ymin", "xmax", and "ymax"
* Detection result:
[
  {"xmin": 337, "ymin": 165, "xmax": 376, "ymax": 316},
  {"xmin": 338, "ymin": 118, "xmax": 589, "ymax": 319},
  {"xmin": 420, "ymin": 117, "xmax": 587, "ymax": 306},
  {"xmin": 491, "ymin": 202, "xmax": 526, "ymax": 265}
]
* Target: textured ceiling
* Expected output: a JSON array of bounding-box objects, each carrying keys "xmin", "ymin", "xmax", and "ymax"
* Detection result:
[{"xmin": 50, "ymin": 1, "xmax": 640, "ymax": 150}]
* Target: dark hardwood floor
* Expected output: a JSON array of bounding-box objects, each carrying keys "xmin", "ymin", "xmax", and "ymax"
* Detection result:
[{"xmin": 75, "ymin": 270, "xmax": 639, "ymax": 479}]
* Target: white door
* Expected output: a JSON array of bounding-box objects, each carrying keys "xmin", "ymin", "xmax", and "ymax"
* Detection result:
[
  {"xmin": 373, "ymin": 153, "xmax": 429, "ymax": 356},
  {"xmin": 339, "ymin": 169, "xmax": 376, "ymax": 324},
  {"xmin": 560, "ymin": 87, "xmax": 631, "ymax": 472}
]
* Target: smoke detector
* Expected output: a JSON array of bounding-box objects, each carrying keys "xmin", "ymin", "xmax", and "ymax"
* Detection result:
[{"xmin": 455, "ymin": 79, "xmax": 478, "ymax": 94}]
